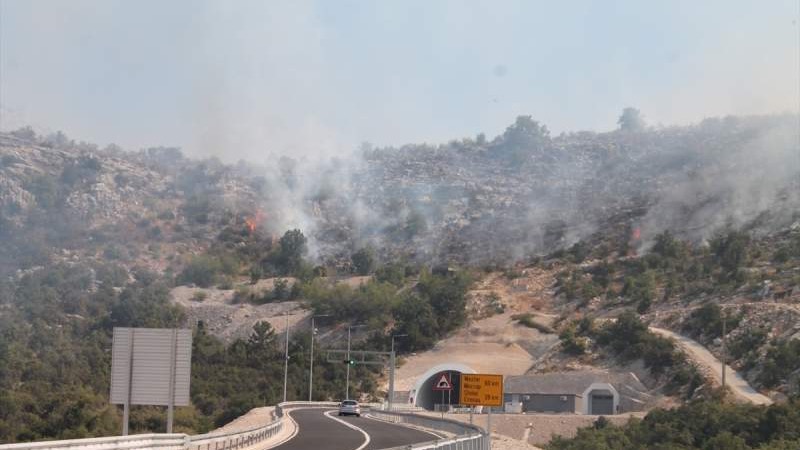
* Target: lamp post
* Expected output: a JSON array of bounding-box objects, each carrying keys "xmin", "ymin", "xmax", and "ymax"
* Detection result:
[
  {"xmin": 721, "ymin": 312, "xmax": 727, "ymax": 389},
  {"xmin": 346, "ymin": 324, "xmax": 367, "ymax": 400},
  {"xmin": 309, "ymin": 314, "xmax": 330, "ymax": 402},
  {"xmin": 389, "ymin": 334, "xmax": 408, "ymax": 411},
  {"xmin": 282, "ymin": 310, "xmax": 291, "ymax": 403}
]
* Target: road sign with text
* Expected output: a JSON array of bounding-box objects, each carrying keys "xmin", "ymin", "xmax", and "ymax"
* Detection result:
[{"xmin": 459, "ymin": 373, "xmax": 503, "ymax": 406}]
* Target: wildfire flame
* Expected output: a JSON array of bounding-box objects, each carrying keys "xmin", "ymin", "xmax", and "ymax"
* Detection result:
[
  {"xmin": 245, "ymin": 209, "xmax": 265, "ymax": 234},
  {"xmin": 628, "ymin": 226, "xmax": 642, "ymax": 257}
]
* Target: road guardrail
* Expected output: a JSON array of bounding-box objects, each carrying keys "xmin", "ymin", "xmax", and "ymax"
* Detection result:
[
  {"xmin": 0, "ymin": 402, "xmax": 488, "ymax": 450},
  {"xmin": 369, "ymin": 410, "xmax": 488, "ymax": 450},
  {"xmin": 0, "ymin": 434, "xmax": 188, "ymax": 450}
]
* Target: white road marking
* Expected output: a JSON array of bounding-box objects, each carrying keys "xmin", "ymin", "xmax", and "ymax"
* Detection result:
[
  {"xmin": 262, "ymin": 409, "xmax": 299, "ymax": 450},
  {"xmin": 324, "ymin": 410, "xmax": 371, "ymax": 450}
]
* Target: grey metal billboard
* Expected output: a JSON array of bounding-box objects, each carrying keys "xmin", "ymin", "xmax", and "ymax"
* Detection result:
[{"xmin": 110, "ymin": 328, "xmax": 192, "ymax": 406}]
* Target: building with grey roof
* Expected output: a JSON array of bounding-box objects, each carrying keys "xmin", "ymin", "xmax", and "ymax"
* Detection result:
[{"xmin": 503, "ymin": 371, "xmax": 647, "ymax": 415}]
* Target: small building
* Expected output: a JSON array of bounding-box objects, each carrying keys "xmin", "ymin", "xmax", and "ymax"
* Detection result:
[{"xmin": 503, "ymin": 371, "xmax": 621, "ymax": 415}]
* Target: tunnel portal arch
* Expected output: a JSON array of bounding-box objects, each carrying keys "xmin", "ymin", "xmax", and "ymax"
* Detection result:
[
  {"xmin": 409, "ymin": 363, "xmax": 477, "ymax": 410},
  {"xmin": 582, "ymin": 382, "xmax": 619, "ymax": 415}
]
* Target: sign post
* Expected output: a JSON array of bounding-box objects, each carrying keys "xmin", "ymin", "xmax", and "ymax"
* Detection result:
[
  {"xmin": 111, "ymin": 328, "xmax": 192, "ymax": 435},
  {"xmin": 459, "ymin": 374, "xmax": 503, "ymax": 450},
  {"xmin": 432, "ymin": 372, "xmax": 453, "ymax": 415}
]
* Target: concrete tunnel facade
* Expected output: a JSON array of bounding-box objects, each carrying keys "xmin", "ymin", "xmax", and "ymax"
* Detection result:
[{"xmin": 409, "ymin": 363, "xmax": 476, "ymax": 410}]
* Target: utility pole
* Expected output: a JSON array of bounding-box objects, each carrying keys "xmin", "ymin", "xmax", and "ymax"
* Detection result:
[
  {"xmin": 389, "ymin": 334, "xmax": 407, "ymax": 411},
  {"xmin": 346, "ymin": 324, "xmax": 366, "ymax": 400},
  {"xmin": 309, "ymin": 314, "xmax": 330, "ymax": 402},
  {"xmin": 721, "ymin": 312, "xmax": 727, "ymax": 389},
  {"xmin": 283, "ymin": 310, "xmax": 290, "ymax": 403},
  {"xmin": 346, "ymin": 326, "xmax": 351, "ymax": 400}
]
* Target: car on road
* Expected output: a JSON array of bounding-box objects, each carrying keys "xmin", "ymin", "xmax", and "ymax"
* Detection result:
[{"xmin": 338, "ymin": 400, "xmax": 361, "ymax": 417}]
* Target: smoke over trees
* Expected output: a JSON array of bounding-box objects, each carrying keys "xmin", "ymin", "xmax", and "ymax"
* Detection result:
[
  {"xmin": 618, "ymin": 107, "xmax": 646, "ymax": 132},
  {"xmin": 2, "ymin": 112, "xmax": 799, "ymax": 275}
]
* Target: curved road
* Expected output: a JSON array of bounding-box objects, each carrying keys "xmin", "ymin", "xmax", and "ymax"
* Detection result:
[{"xmin": 271, "ymin": 408, "xmax": 441, "ymax": 450}]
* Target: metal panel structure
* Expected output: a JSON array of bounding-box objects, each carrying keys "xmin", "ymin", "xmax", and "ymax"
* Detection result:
[
  {"xmin": 589, "ymin": 393, "xmax": 614, "ymax": 415},
  {"xmin": 522, "ymin": 394, "xmax": 577, "ymax": 413},
  {"xmin": 110, "ymin": 328, "xmax": 192, "ymax": 406}
]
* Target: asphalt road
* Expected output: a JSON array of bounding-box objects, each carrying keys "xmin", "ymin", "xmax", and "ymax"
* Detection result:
[{"xmin": 271, "ymin": 408, "xmax": 440, "ymax": 450}]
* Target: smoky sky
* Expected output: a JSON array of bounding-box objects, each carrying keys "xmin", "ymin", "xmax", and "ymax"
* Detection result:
[{"xmin": 0, "ymin": 0, "xmax": 798, "ymax": 162}]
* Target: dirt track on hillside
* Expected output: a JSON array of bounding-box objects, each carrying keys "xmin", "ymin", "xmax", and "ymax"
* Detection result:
[{"xmin": 650, "ymin": 327, "xmax": 773, "ymax": 405}]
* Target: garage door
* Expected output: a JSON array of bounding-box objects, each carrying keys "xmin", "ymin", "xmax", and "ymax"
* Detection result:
[{"xmin": 590, "ymin": 394, "xmax": 614, "ymax": 415}]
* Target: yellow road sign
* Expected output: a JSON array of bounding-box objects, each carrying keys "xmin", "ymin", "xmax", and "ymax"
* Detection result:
[{"xmin": 459, "ymin": 373, "xmax": 503, "ymax": 406}]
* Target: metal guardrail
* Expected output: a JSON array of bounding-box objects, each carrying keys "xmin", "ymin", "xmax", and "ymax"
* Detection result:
[
  {"xmin": 0, "ymin": 408, "xmax": 288, "ymax": 450},
  {"xmin": 0, "ymin": 434, "xmax": 188, "ymax": 450},
  {"xmin": 369, "ymin": 410, "xmax": 488, "ymax": 450},
  {"xmin": 0, "ymin": 403, "xmax": 488, "ymax": 450},
  {"xmin": 275, "ymin": 400, "xmax": 341, "ymax": 417},
  {"xmin": 186, "ymin": 411, "xmax": 282, "ymax": 450}
]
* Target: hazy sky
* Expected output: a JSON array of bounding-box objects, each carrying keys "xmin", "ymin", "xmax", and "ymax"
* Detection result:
[{"xmin": 1, "ymin": 0, "xmax": 798, "ymax": 161}]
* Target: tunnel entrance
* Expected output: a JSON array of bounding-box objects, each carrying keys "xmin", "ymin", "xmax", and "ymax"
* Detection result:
[{"xmin": 410, "ymin": 363, "xmax": 476, "ymax": 411}]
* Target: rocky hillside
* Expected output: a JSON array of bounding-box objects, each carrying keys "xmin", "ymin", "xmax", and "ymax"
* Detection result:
[
  {"xmin": 1, "ymin": 114, "xmax": 799, "ymax": 444},
  {"xmin": 526, "ymin": 224, "xmax": 800, "ymax": 399},
  {"xmin": 2, "ymin": 113, "xmax": 798, "ymax": 277},
  {"xmin": 0, "ymin": 132, "xmax": 261, "ymax": 276}
]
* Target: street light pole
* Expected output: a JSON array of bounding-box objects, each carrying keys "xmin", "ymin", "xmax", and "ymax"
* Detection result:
[
  {"xmin": 309, "ymin": 314, "xmax": 330, "ymax": 402},
  {"xmin": 346, "ymin": 326, "xmax": 352, "ymax": 400},
  {"xmin": 389, "ymin": 334, "xmax": 408, "ymax": 411},
  {"xmin": 283, "ymin": 310, "xmax": 290, "ymax": 403},
  {"xmin": 721, "ymin": 312, "xmax": 727, "ymax": 389},
  {"xmin": 346, "ymin": 324, "xmax": 366, "ymax": 400}
]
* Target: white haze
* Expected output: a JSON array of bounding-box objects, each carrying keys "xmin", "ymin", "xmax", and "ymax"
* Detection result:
[
  {"xmin": 1, "ymin": 1, "xmax": 798, "ymax": 162},
  {"xmin": 1, "ymin": 1, "xmax": 799, "ymax": 263}
]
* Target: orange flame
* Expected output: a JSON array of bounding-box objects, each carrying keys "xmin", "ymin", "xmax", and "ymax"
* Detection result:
[
  {"xmin": 245, "ymin": 209, "xmax": 265, "ymax": 234},
  {"xmin": 628, "ymin": 226, "xmax": 642, "ymax": 257}
]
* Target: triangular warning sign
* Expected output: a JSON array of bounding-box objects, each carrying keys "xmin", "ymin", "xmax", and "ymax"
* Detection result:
[{"xmin": 433, "ymin": 372, "xmax": 453, "ymax": 390}]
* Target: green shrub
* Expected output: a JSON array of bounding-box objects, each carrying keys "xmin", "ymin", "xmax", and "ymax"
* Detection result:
[
  {"xmin": 351, "ymin": 247, "xmax": 376, "ymax": 275},
  {"xmin": 375, "ymin": 263, "xmax": 406, "ymax": 286},
  {"xmin": 178, "ymin": 255, "xmax": 237, "ymax": 288},
  {"xmin": 728, "ymin": 327, "xmax": 768, "ymax": 361},
  {"xmin": 486, "ymin": 292, "xmax": 505, "ymax": 315},
  {"xmin": 270, "ymin": 278, "xmax": 290, "ymax": 301},
  {"xmin": 593, "ymin": 312, "xmax": 689, "ymax": 381},
  {"xmin": 621, "ymin": 271, "xmax": 656, "ymax": 307},
  {"xmin": 232, "ymin": 286, "xmax": 255, "ymax": 304},
  {"xmin": 559, "ymin": 324, "xmax": 587, "ymax": 355},
  {"xmin": 512, "ymin": 313, "xmax": 555, "ymax": 334},
  {"xmin": 710, "ymin": 229, "xmax": 750, "ymax": 273},
  {"xmin": 682, "ymin": 303, "xmax": 739, "ymax": 340},
  {"xmin": 216, "ymin": 277, "xmax": 234, "ymax": 290},
  {"xmin": 545, "ymin": 399, "xmax": 800, "ymax": 450},
  {"xmin": 758, "ymin": 339, "xmax": 800, "ymax": 388},
  {"xmin": 157, "ymin": 210, "xmax": 176, "ymax": 220}
]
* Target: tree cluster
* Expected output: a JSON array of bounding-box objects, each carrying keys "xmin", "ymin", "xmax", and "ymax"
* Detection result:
[
  {"xmin": 547, "ymin": 398, "xmax": 800, "ymax": 449},
  {"xmin": 0, "ymin": 263, "xmax": 358, "ymax": 443}
]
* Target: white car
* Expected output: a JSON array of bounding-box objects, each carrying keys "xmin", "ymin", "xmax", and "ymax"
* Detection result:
[{"xmin": 338, "ymin": 400, "xmax": 361, "ymax": 417}]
